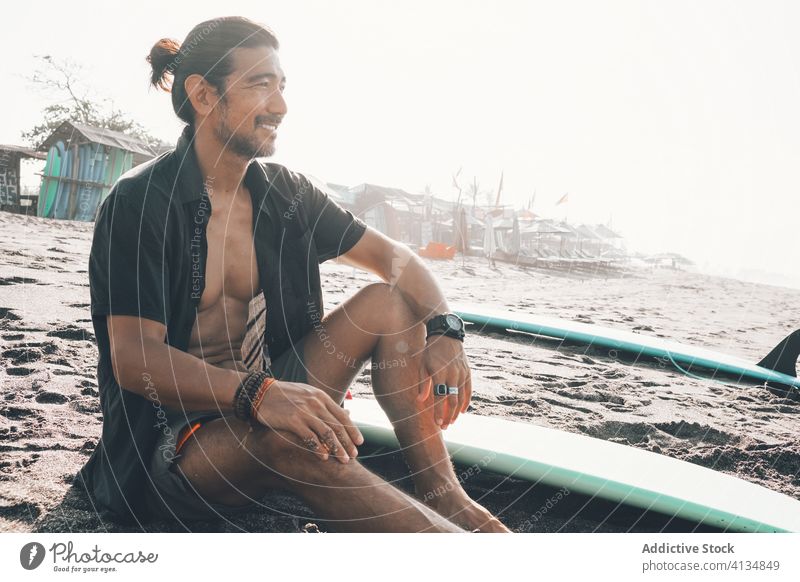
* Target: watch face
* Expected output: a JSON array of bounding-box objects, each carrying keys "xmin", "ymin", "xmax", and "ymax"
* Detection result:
[{"xmin": 446, "ymin": 314, "xmax": 462, "ymax": 330}]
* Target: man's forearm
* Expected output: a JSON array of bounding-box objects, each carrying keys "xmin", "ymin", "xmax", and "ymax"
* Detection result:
[
  {"xmin": 390, "ymin": 249, "xmax": 451, "ymax": 324},
  {"xmin": 114, "ymin": 338, "xmax": 249, "ymax": 414}
]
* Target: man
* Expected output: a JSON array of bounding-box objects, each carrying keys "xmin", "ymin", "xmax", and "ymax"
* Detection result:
[{"xmin": 74, "ymin": 16, "xmax": 509, "ymax": 533}]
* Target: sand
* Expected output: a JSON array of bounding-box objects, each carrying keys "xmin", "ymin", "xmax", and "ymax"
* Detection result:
[{"xmin": 1, "ymin": 209, "xmax": 798, "ymax": 533}]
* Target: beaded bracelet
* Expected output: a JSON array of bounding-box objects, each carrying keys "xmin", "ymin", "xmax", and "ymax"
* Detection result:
[
  {"xmin": 241, "ymin": 372, "xmax": 268, "ymax": 420},
  {"xmin": 233, "ymin": 371, "xmax": 270, "ymax": 421},
  {"xmin": 232, "ymin": 375, "xmax": 249, "ymax": 421}
]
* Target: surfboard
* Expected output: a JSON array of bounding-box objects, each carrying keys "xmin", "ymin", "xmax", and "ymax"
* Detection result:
[
  {"xmin": 99, "ymin": 149, "xmax": 134, "ymax": 207},
  {"xmin": 37, "ymin": 142, "xmax": 64, "ymax": 218},
  {"xmin": 452, "ymin": 302, "xmax": 800, "ymax": 393},
  {"xmin": 90, "ymin": 144, "xmax": 108, "ymax": 217},
  {"xmin": 86, "ymin": 144, "xmax": 107, "ymax": 220},
  {"xmin": 68, "ymin": 143, "xmax": 90, "ymax": 220},
  {"xmin": 101, "ymin": 147, "xmax": 118, "ymax": 204},
  {"xmin": 345, "ymin": 397, "xmax": 800, "ymax": 532},
  {"xmin": 52, "ymin": 144, "xmax": 78, "ymax": 220},
  {"xmin": 73, "ymin": 143, "xmax": 105, "ymax": 221},
  {"xmin": 37, "ymin": 146, "xmax": 53, "ymax": 217}
]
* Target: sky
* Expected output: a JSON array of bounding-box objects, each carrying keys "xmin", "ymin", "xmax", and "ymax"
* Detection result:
[{"xmin": 2, "ymin": 0, "xmax": 799, "ymax": 288}]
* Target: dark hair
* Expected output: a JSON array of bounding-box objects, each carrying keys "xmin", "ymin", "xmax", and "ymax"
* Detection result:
[{"xmin": 146, "ymin": 16, "xmax": 280, "ymax": 126}]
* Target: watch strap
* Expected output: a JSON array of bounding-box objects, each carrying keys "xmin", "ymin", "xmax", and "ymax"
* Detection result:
[{"xmin": 425, "ymin": 313, "xmax": 465, "ymax": 341}]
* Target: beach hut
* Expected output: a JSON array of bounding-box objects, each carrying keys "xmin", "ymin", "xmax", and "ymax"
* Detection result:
[
  {"xmin": 509, "ymin": 215, "xmax": 521, "ymax": 255},
  {"xmin": 441, "ymin": 210, "xmax": 484, "ymax": 250},
  {"xmin": 645, "ymin": 252, "xmax": 694, "ymax": 269},
  {"xmin": 36, "ymin": 121, "xmax": 156, "ymax": 221},
  {"xmin": 346, "ymin": 183, "xmax": 414, "ymax": 242},
  {"xmin": 591, "ymin": 223, "xmax": 625, "ymax": 255},
  {"xmin": 324, "ymin": 182, "xmax": 353, "ymax": 206},
  {"xmin": 574, "ymin": 224, "xmax": 602, "ymax": 256},
  {"xmin": 518, "ymin": 219, "xmax": 571, "ymax": 256},
  {"xmin": 346, "ymin": 183, "xmax": 458, "ymax": 248},
  {"xmin": 0, "ymin": 144, "xmax": 46, "ymax": 214}
]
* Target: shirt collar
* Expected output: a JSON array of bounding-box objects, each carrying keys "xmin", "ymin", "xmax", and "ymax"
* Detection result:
[{"xmin": 173, "ymin": 124, "xmax": 271, "ymax": 211}]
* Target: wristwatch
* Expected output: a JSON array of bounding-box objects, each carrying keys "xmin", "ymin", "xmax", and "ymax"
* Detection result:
[{"xmin": 425, "ymin": 312, "xmax": 465, "ymax": 342}]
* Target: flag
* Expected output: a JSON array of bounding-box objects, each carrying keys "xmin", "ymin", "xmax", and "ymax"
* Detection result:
[
  {"xmin": 451, "ymin": 166, "xmax": 462, "ymax": 190},
  {"xmin": 556, "ymin": 192, "xmax": 569, "ymax": 206}
]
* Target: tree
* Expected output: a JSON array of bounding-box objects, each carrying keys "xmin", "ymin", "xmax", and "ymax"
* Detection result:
[{"xmin": 21, "ymin": 55, "xmax": 168, "ymax": 151}]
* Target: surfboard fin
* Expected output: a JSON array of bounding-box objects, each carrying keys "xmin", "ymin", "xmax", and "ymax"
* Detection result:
[
  {"xmin": 756, "ymin": 330, "xmax": 800, "ymax": 399},
  {"xmin": 757, "ymin": 329, "xmax": 800, "ymax": 378}
]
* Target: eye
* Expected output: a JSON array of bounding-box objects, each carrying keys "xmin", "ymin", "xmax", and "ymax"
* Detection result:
[{"xmin": 255, "ymin": 82, "xmax": 285, "ymax": 93}]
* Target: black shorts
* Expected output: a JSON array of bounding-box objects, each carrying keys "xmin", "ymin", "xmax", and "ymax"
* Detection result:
[{"xmin": 144, "ymin": 344, "xmax": 308, "ymax": 522}]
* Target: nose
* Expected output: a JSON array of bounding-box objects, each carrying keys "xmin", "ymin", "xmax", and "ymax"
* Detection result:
[{"xmin": 269, "ymin": 88, "xmax": 288, "ymax": 116}]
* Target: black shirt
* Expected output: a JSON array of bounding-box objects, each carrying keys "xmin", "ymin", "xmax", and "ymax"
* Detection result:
[{"xmin": 73, "ymin": 125, "xmax": 367, "ymax": 525}]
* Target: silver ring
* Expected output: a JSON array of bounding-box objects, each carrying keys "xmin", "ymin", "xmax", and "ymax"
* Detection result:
[
  {"xmin": 447, "ymin": 386, "xmax": 459, "ymax": 395},
  {"xmin": 434, "ymin": 383, "xmax": 448, "ymax": 396}
]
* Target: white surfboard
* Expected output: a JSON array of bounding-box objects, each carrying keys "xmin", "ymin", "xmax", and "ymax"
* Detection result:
[
  {"xmin": 346, "ymin": 398, "xmax": 800, "ymax": 532},
  {"xmin": 451, "ymin": 302, "xmax": 800, "ymax": 392}
]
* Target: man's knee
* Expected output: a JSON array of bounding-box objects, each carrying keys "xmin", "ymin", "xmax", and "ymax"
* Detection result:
[
  {"xmin": 249, "ymin": 426, "xmax": 309, "ymax": 465},
  {"xmin": 248, "ymin": 426, "xmax": 351, "ymax": 484},
  {"xmin": 359, "ymin": 281, "xmax": 396, "ymax": 306},
  {"xmin": 358, "ymin": 282, "xmax": 422, "ymax": 330}
]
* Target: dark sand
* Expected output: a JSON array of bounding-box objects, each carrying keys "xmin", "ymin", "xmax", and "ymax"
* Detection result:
[{"xmin": 1, "ymin": 210, "xmax": 798, "ymax": 533}]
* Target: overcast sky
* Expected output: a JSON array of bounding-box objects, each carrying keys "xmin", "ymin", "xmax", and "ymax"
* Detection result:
[{"xmin": 3, "ymin": 0, "xmax": 799, "ymax": 288}]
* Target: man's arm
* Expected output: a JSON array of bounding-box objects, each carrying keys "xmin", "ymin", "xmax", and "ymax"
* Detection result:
[
  {"xmin": 334, "ymin": 227, "xmax": 450, "ymax": 320},
  {"xmin": 90, "ymin": 191, "xmax": 247, "ymax": 415},
  {"xmin": 106, "ymin": 315, "xmax": 247, "ymax": 413},
  {"xmin": 107, "ymin": 315, "xmax": 361, "ymax": 463},
  {"xmin": 335, "ymin": 227, "xmax": 472, "ymax": 428}
]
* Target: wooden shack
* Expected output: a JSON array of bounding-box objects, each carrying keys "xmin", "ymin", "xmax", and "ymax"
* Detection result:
[
  {"xmin": 36, "ymin": 121, "xmax": 156, "ymax": 221},
  {"xmin": 0, "ymin": 144, "xmax": 46, "ymax": 214},
  {"xmin": 346, "ymin": 183, "xmax": 419, "ymax": 243}
]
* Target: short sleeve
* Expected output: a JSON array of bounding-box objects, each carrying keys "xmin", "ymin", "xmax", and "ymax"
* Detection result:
[
  {"xmin": 89, "ymin": 192, "xmax": 171, "ymax": 326},
  {"xmin": 299, "ymin": 173, "xmax": 368, "ymax": 263}
]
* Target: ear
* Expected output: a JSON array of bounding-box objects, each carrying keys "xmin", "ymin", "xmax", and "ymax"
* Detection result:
[{"xmin": 184, "ymin": 74, "xmax": 219, "ymax": 118}]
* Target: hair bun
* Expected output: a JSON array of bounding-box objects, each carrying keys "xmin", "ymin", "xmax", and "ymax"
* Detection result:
[{"xmin": 146, "ymin": 38, "xmax": 181, "ymax": 91}]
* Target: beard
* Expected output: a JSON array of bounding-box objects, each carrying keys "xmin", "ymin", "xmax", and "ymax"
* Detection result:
[{"xmin": 214, "ymin": 100, "xmax": 275, "ymax": 159}]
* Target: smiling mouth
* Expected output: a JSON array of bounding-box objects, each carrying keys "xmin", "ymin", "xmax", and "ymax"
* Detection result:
[{"xmin": 257, "ymin": 123, "xmax": 278, "ymax": 132}]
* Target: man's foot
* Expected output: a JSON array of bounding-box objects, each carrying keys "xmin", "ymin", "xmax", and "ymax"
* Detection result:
[{"xmin": 423, "ymin": 489, "xmax": 511, "ymax": 533}]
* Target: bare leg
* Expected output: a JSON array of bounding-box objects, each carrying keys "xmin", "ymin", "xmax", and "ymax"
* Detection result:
[
  {"xmin": 368, "ymin": 286, "xmax": 510, "ymax": 532},
  {"xmin": 173, "ymin": 418, "xmax": 463, "ymax": 532},
  {"xmin": 302, "ymin": 282, "xmax": 510, "ymax": 532}
]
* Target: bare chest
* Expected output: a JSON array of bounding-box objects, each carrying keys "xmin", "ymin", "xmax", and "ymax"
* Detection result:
[
  {"xmin": 198, "ymin": 193, "xmax": 261, "ymax": 310},
  {"xmin": 185, "ymin": 187, "xmax": 262, "ymax": 364}
]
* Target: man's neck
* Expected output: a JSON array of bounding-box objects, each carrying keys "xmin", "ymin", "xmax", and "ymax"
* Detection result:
[{"xmin": 192, "ymin": 126, "xmax": 251, "ymax": 201}]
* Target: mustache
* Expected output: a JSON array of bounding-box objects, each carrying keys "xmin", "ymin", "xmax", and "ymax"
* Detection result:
[{"xmin": 255, "ymin": 116, "xmax": 282, "ymax": 126}]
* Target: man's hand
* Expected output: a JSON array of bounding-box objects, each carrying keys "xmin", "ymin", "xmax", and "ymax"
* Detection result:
[
  {"xmin": 253, "ymin": 380, "xmax": 364, "ymax": 463},
  {"xmin": 418, "ymin": 335, "xmax": 473, "ymax": 429}
]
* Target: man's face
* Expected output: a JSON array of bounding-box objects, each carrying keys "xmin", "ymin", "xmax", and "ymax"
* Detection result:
[{"xmin": 210, "ymin": 45, "xmax": 287, "ymax": 159}]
